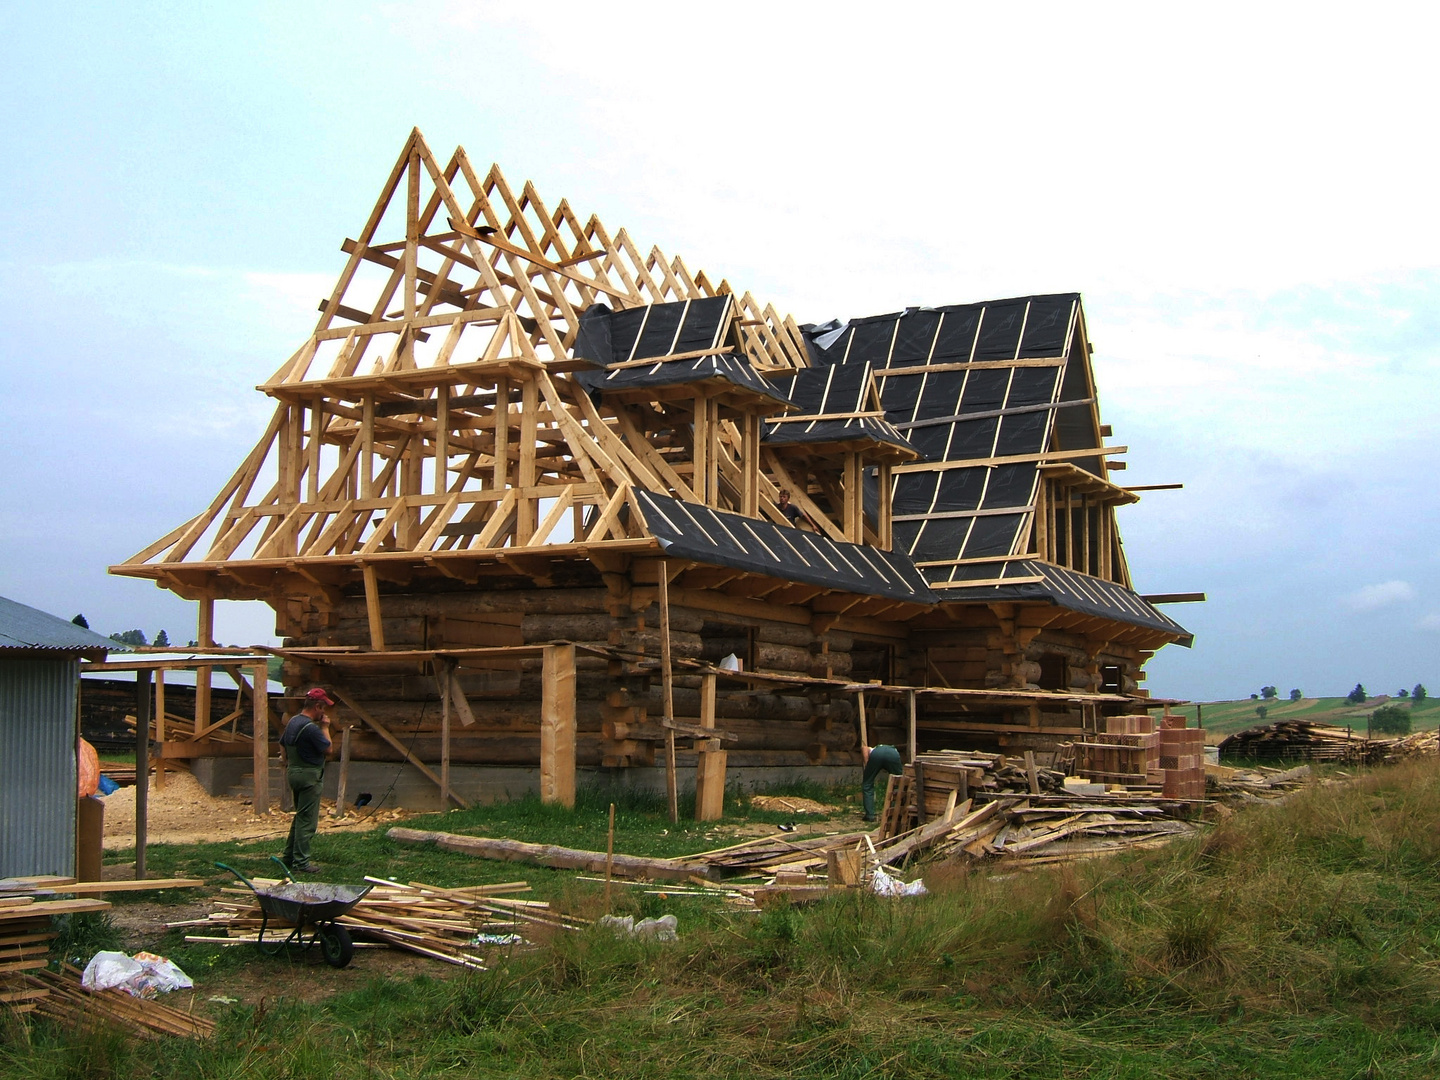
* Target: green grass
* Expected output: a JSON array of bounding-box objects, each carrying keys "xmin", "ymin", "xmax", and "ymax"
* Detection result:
[
  {"xmin": 13, "ymin": 764, "xmax": 1440, "ymax": 1077},
  {"xmin": 1156, "ymin": 696, "xmax": 1440, "ymax": 739}
]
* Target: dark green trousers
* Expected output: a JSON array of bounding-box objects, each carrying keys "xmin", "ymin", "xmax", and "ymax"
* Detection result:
[
  {"xmin": 862, "ymin": 744, "xmax": 904, "ymax": 819},
  {"xmin": 282, "ymin": 764, "xmax": 324, "ymax": 869}
]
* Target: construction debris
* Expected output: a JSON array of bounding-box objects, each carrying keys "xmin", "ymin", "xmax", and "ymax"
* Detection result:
[
  {"xmin": 1218, "ymin": 721, "xmax": 1380, "ymax": 763},
  {"xmin": 25, "ymin": 965, "xmax": 214, "ymax": 1040},
  {"xmin": 173, "ymin": 876, "xmax": 586, "ymax": 970},
  {"xmin": 1382, "ymin": 729, "xmax": 1440, "ymax": 760},
  {"xmin": 1, "ymin": 889, "xmax": 113, "ymax": 1020},
  {"xmin": 748, "ymin": 795, "xmax": 831, "ymax": 815},
  {"xmin": 1205, "ymin": 763, "xmax": 1314, "ymax": 802}
]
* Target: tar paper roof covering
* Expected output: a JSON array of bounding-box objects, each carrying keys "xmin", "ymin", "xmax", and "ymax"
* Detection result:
[
  {"xmin": 802, "ymin": 295, "xmax": 1083, "ymax": 573},
  {"xmin": 634, "ymin": 491, "xmax": 938, "ymax": 606},
  {"xmin": 932, "ymin": 561, "xmax": 1193, "ymax": 646},
  {"xmin": 575, "ymin": 299, "xmax": 791, "ymax": 405},
  {"xmin": 762, "ymin": 362, "xmax": 917, "ymax": 455},
  {"xmin": 0, "ymin": 596, "xmax": 120, "ymax": 656}
]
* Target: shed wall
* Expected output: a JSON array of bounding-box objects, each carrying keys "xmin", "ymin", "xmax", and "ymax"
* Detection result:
[{"xmin": 0, "ymin": 658, "xmax": 77, "ymax": 877}]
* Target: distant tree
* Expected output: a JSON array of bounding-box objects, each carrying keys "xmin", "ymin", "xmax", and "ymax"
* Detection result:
[
  {"xmin": 1255, "ymin": 705, "xmax": 1268, "ymax": 719},
  {"xmin": 1370, "ymin": 704, "xmax": 1411, "ymax": 736},
  {"xmin": 1346, "ymin": 684, "xmax": 1367, "ymax": 705},
  {"xmin": 110, "ymin": 629, "xmax": 147, "ymax": 647},
  {"xmin": 186, "ymin": 639, "xmax": 199, "ymax": 648},
  {"xmin": 153, "ymin": 629, "xmax": 170, "ymax": 648},
  {"xmin": 1415, "ymin": 684, "xmax": 1428, "ymax": 703},
  {"xmin": 1250, "ymin": 693, "xmax": 1259, "ymax": 700},
  {"xmin": 1398, "ymin": 688, "xmax": 1410, "ymax": 698},
  {"xmin": 1261, "ymin": 686, "xmax": 1278, "ymax": 699},
  {"xmin": 1290, "ymin": 688, "xmax": 1302, "ymax": 701},
  {"xmin": 71, "ymin": 614, "xmax": 89, "ymax": 629}
]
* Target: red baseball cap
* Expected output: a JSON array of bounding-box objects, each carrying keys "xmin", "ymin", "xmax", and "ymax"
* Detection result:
[{"xmin": 305, "ymin": 687, "xmax": 336, "ymax": 707}]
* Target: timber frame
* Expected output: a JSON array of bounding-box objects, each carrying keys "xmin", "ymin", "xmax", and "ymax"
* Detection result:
[{"xmin": 110, "ymin": 130, "xmax": 1196, "ymax": 820}]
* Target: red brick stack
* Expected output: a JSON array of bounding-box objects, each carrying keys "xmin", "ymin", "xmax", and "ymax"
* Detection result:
[
  {"xmin": 1076, "ymin": 716, "xmax": 1160, "ymax": 786},
  {"xmin": 1159, "ymin": 715, "xmax": 1206, "ymax": 801}
]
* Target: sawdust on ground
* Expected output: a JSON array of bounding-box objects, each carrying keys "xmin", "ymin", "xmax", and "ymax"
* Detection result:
[
  {"xmin": 749, "ymin": 795, "xmax": 834, "ymax": 815},
  {"xmin": 100, "ymin": 769, "xmax": 408, "ymax": 849}
]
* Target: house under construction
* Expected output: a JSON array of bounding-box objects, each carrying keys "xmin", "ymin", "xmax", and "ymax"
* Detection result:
[{"xmin": 110, "ymin": 129, "xmax": 1196, "ymax": 816}]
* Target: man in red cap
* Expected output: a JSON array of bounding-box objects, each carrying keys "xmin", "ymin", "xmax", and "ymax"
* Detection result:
[{"xmin": 280, "ymin": 687, "xmax": 335, "ymax": 873}]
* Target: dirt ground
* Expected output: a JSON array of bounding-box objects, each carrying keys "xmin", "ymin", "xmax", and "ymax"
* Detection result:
[{"xmin": 100, "ymin": 769, "xmax": 407, "ymax": 849}]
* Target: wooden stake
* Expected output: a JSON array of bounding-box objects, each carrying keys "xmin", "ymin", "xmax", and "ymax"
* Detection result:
[
  {"xmin": 196, "ymin": 596, "xmax": 213, "ymax": 756},
  {"xmin": 440, "ymin": 662, "xmax": 451, "ymax": 813},
  {"xmin": 134, "ymin": 669, "xmax": 150, "ymax": 880},
  {"xmin": 540, "ymin": 644, "xmax": 576, "ymax": 808},
  {"xmin": 1024, "ymin": 750, "xmax": 1041, "ymax": 796},
  {"xmin": 857, "ymin": 691, "xmax": 868, "ymax": 748},
  {"xmin": 333, "ymin": 725, "xmax": 352, "ymax": 819},
  {"xmin": 907, "ymin": 688, "xmax": 917, "ymax": 763},
  {"xmin": 153, "ymin": 669, "xmax": 165, "ymax": 789},
  {"xmin": 251, "ymin": 662, "xmax": 269, "ymax": 815},
  {"xmin": 659, "ymin": 559, "xmax": 678, "ymax": 823},
  {"xmin": 605, "ymin": 802, "xmax": 615, "ymax": 913}
]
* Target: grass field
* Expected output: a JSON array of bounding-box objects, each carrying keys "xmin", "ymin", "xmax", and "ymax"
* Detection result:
[
  {"xmin": 7, "ymin": 765, "xmax": 1440, "ymax": 1078},
  {"xmin": 1156, "ymin": 694, "xmax": 1440, "ymax": 740}
]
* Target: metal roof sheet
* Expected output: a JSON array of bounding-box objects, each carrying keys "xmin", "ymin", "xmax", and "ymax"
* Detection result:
[{"xmin": 0, "ymin": 596, "xmax": 119, "ymax": 656}]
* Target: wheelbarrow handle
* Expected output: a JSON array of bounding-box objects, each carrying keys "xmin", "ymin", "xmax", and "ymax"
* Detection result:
[
  {"xmin": 214, "ymin": 862, "xmax": 260, "ymax": 892},
  {"xmin": 270, "ymin": 856, "xmax": 295, "ymax": 883}
]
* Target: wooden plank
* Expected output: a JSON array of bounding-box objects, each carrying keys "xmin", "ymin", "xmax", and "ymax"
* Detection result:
[
  {"xmin": 893, "ymin": 446, "xmax": 1128, "ymax": 475},
  {"xmin": 659, "ymin": 560, "xmax": 678, "ymax": 824},
  {"xmin": 439, "ymin": 660, "xmax": 451, "ymax": 812},
  {"xmin": 251, "ymin": 662, "xmax": 269, "ymax": 815},
  {"xmin": 361, "ymin": 562, "xmax": 387, "ymax": 651},
  {"xmin": 694, "ymin": 673, "xmax": 723, "ymax": 822},
  {"xmin": 135, "ymin": 669, "xmax": 150, "ymax": 879},
  {"xmin": 330, "ymin": 685, "xmax": 470, "ymax": 809},
  {"xmin": 540, "ymin": 644, "xmax": 577, "ymax": 808},
  {"xmin": 333, "ymin": 725, "xmax": 352, "ymax": 819}
]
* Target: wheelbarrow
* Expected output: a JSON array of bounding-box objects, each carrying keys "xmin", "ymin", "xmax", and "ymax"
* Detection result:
[{"xmin": 215, "ymin": 860, "xmax": 372, "ymax": 968}]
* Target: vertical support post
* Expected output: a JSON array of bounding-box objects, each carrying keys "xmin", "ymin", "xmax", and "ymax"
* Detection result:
[
  {"xmin": 878, "ymin": 462, "xmax": 892, "ymax": 548},
  {"xmin": 659, "ymin": 560, "xmax": 678, "ymax": 823},
  {"xmin": 857, "ymin": 691, "xmax": 868, "ymax": 748},
  {"xmin": 153, "ymin": 669, "xmax": 166, "ymax": 789},
  {"xmin": 251, "ymin": 662, "xmax": 269, "ymax": 815},
  {"xmin": 439, "ymin": 662, "xmax": 451, "ymax": 812},
  {"xmin": 196, "ymin": 597, "xmax": 213, "ymax": 756},
  {"xmin": 843, "ymin": 452, "xmax": 860, "ymax": 543},
  {"xmin": 361, "ymin": 394, "xmax": 375, "ymax": 498},
  {"xmin": 517, "ymin": 377, "xmax": 538, "ymax": 543},
  {"xmin": 362, "ymin": 563, "xmax": 386, "ymax": 651},
  {"xmin": 307, "ymin": 397, "xmax": 323, "ymax": 503},
  {"xmin": 742, "ymin": 413, "xmax": 760, "ymax": 517},
  {"xmin": 435, "ymin": 384, "xmax": 450, "ymax": 494},
  {"xmin": 333, "ymin": 725, "xmax": 352, "ymax": 818},
  {"xmin": 706, "ymin": 398, "xmax": 720, "ymax": 508},
  {"xmin": 134, "ymin": 669, "xmax": 150, "ymax": 880},
  {"xmin": 906, "ymin": 688, "xmax": 917, "ymax": 764},
  {"xmin": 605, "ymin": 803, "xmax": 615, "ymax": 913},
  {"xmin": 493, "ymin": 378, "xmax": 510, "ymax": 492},
  {"xmin": 540, "ymin": 644, "xmax": 577, "ymax": 807},
  {"xmin": 1064, "ymin": 486, "xmax": 1073, "ymax": 568},
  {"xmin": 695, "ymin": 672, "xmax": 725, "ymax": 821},
  {"xmin": 691, "ymin": 395, "xmax": 707, "ymax": 505}
]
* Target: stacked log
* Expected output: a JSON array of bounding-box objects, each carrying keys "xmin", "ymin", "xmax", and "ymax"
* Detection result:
[{"xmin": 1218, "ymin": 721, "xmax": 1377, "ymax": 763}]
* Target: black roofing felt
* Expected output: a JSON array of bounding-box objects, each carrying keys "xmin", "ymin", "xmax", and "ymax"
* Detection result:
[
  {"xmin": 634, "ymin": 491, "xmax": 938, "ymax": 606},
  {"xmin": 0, "ymin": 596, "xmax": 119, "ymax": 656},
  {"xmin": 575, "ymin": 301, "xmax": 791, "ymax": 405},
  {"xmin": 928, "ymin": 561, "xmax": 1193, "ymax": 646},
  {"xmin": 762, "ymin": 363, "xmax": 917, "ymax": 454}
]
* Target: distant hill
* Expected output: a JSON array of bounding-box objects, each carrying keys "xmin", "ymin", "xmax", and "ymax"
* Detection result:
[{"xmin": 1150, "ymin": 696, "xmax": 1439, "ymax": 743}]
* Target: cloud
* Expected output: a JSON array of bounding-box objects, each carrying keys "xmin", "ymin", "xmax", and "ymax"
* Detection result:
[{"xmin": 1346, "ymin": 581, "xmax": 1416, "ymax": 610}]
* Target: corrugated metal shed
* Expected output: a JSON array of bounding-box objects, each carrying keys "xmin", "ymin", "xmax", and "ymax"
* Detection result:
[
  {"xmin": 0, "ymin": 595, "xmax": 114, "ymax": 878},
  {"xmin": 0, "ymin": 657, "xmax": 79, "ymax": 877}
]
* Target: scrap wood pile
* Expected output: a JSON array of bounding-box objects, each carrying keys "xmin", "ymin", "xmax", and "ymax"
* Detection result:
[
  {"xmin": 24, "ymin": 965, "xmax": 214, "ymax": 1039},
  {"xmin": 1, "ymin": 882, "xmax": 111, "ymax": 1018},
  {"xmin": 1205, "ymin": 762, "xmax": 1313, "ymax": 802},
  {"xmin": 1218, "ymin": 721, "xmax": 1380, "ymax": 763},
  {"xmin": 175, "ymin": 876, "xmax": 587, "ymax": 969},
  {"xmin": 1382, "ymin": 729, "xmax": 1440, "ymax": 761}
]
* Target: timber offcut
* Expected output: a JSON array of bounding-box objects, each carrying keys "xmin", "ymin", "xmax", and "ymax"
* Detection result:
[{"xmin": 109, "ymin": 128, "xmax": 1198, "ymax": 818}]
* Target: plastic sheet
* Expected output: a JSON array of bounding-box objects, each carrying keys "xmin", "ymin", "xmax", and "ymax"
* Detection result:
[
  {"xmin": 598, "ymin": 914, "xmax": 679, "ymax": 942},
  {"xmin": 81, "ymin": 950, "xmax": 194, "ymax": 998},
  {"xmin": 869, "ymin": 866, "xmax": 927, "ymax": 898}
]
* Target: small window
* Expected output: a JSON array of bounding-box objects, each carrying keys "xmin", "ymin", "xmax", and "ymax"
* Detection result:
[
  {"xmin": 1100, "ymin": 664, "xmax": 1123, "ymax": 694},
  {"xmin": 1038, "ymin": 653, "xmax": 1067, "ymax": 691}
]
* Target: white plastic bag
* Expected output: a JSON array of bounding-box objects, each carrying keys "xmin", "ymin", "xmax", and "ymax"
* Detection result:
[
  {"xmin": 598, "ymin": 913, "xmax": 679, "ymax": 941},
  {"xmin": 869, "ymin": 866, "xmax": 927, "ymax": 897},
  {"xmin": 82, "ymin": 950, "xmax": 193, "ymax": 998}
]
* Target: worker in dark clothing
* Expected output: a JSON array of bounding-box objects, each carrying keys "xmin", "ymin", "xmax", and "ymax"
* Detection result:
[
  {"xmin": 280, "ymin": 687, "xmax": 334, "ymax": 873},
  {"xmin": 860, "ymin": 743, "xmax": 904, "ymax": 822},
  {"xmin": 777, "ymin": 488, "xmax": 813, "ymax": 529}
]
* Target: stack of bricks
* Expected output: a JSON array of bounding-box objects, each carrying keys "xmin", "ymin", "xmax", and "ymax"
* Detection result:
[
  {"xmin": 1076, "ymin": 716, "xmax": 1161, "ymax": 787},
  {"xmin": 1159, "ymin": 714, "xmax": 1206, "ymax": 801}
]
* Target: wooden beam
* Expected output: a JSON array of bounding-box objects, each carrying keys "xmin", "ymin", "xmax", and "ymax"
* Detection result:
[
  {"xmin": 694, "ymin": 672, "xmax": 724, "ymax": 822},
  {"xmin": 361, "ymin": 562, "xmax": 386, "ymax": 651},
  {"xmin": 907, "ymin": 688, "xmax": 917, "ymax": 764},
  {"xmin": 134, "ymin": 670, "xmax": 150, "ymax": 880},
  {"xmin": 251, "ymin": 662, "xmax": 269, "ymax": 815},
  {"xmin": 540, "ymin": 644, "xmax": 577, "ymax": 808},
  {"xmin": 857, "ymin": 691, "xmax": 868, "ymax": 748},
  {"xmin": 439, "ymin": 660, "xmax": 451, "ymax": 812},
  {"xmin": 153, "ymin": 669, "xmax": 166, "ymax": 789},
  {"xmin": 659, "ymin": 559, "xmax": 678, "ymax": 823},
  {"xmin": 333, "ymin": 725, "xmax": 352, "ymax": 819}
]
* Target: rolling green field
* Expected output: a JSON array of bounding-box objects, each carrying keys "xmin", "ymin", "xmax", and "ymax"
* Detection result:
[
  {"xmin": 1155, "ymin": 695, "xmax": 1439, "ymax": 740},
  {"xmin": 9, "ymin": 765, "xmax": 1440, "ymax": 1078}
]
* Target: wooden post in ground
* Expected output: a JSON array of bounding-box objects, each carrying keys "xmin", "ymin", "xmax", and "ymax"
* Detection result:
[
  {"xmin": 135, "ymin": 669, "xmax": 151, "ymax": 880},
  {"xmin": 907, "ymin": 688, "xmax": 917, "ymax": 763},
  {"xmin": 857, "ymin": 691, "xmax": 868, "ymax": 748},
  {"xmin": 695, "ymin": 672, "xmax": 725, "ymax": 821},
  {"xmin": 605, "ymin": 802, "xmax": 615, "ymax": 913},
  {"xmin": 361, "ymin": 563, "xmax": 386, "ymax": 651},
  {"xmin": 251, "ymin": 662, "xmax": 269, "ymax": 815},
  {"xmin": 196, "ymin": 597, "xmax": 214, "ymax": 761},
  {"xmin": 659, "ymin": 560, "xmax": 678, "ymax": 823},
  {"xmin": 540, "ymin": 644, "xmax": 577, "ymax": 808},
  {"xmin": 333, "ymin": 725, "xmax": 352, "ymax": 818},
  {"xmin": 439, "ymin": 664, "xmax": 452, "ymax": 813},
  {"xmin": 154, "ymin": 669, "xmax": 166, "ymax": 789}
]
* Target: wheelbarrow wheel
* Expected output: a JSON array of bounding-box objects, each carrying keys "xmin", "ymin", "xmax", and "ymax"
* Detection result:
[{"xmin": 317, "ymin": 923, "xmax": 354, "ymax": 968}]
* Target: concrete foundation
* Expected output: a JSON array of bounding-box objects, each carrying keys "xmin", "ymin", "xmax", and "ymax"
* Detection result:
[{"xmin": 193, "ymin": 757, "xmax": 856, "ymax": 811}]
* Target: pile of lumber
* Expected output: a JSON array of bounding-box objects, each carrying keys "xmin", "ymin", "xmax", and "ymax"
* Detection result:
[
  {"xmin": 1218, "ymin": 721, "xmax": 1377, "ymax": 763},
  {"xmin": 1382, "ymin": 730, "xmax": 1440, "ymax": 761},
  {"xmin": 1204, "ymin": 762, "xmax": 1313, "ymax": 802},
  {"xmin": 1, "ymin": 881, "xmax": 112, "ymax": 1020},
  {"xmin": 25, "ymin": 965, "xmax": 214, "ymax": 1039},
  {"xmin": 174, "ymin": 876, "xmax": 586, "ymax": 969},
  {"xmin": 874, "ymin": 750, "xmax": 1065, "ymax": 839}
]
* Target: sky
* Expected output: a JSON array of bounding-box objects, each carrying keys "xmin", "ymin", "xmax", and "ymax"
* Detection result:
[{"xmin": 1, "ymin": 1, "xmax": 1436, "ymax": 702}]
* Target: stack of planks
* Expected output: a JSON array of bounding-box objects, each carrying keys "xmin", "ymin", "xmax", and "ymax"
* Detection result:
[
  {"xmin": 175, "ymin": 877, "xmax": 587, "ymax": 969},
  {"xmin": 1, "ymin": 881, "xmax": 112, "ymax": 1019},
  {"xmin": 25, "ymin": 965, "xmax": 214, "ymax": 1039},
  {"xmin": 1218, "ymin": 721, "xmax": 1375, "ymax": 763},
  {"xmin": 874, "ymin": 750, "xmax": 1066, "ymax": 840},
  {"xmin": 1205, "ymin": 762, "xmax": 1313, "ymax": 801},
  {"xmin": 1382, "ymin": 730, "xmax": 1440, "ymax": 761}
]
